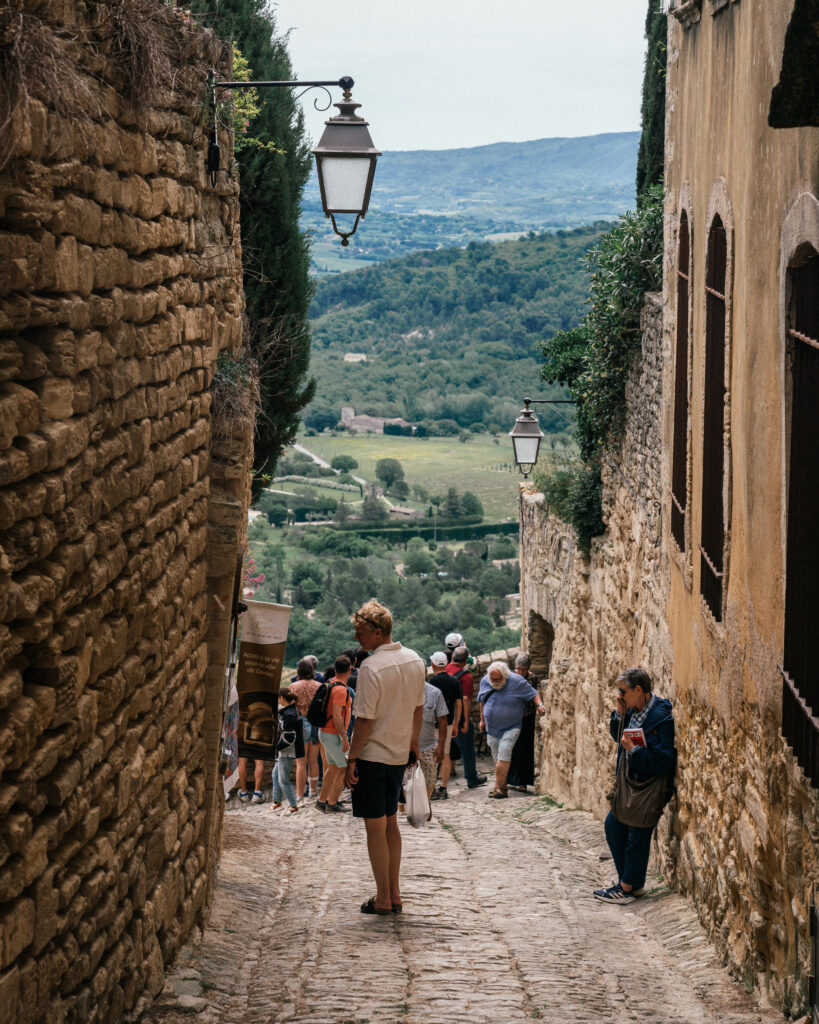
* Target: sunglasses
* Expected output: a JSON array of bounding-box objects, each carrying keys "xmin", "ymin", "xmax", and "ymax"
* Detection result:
[
  {"xmin": 353, "ymin": 613, "xmax": 381, "ymax": 631},
  {"xmin": 617, "ymin": 687, "xmax": 628, "ymax": 696}
]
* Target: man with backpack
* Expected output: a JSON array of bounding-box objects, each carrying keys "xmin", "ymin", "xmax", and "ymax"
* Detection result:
[
  {"xmin": 446, "ymin": 646, "xmax": 488, "ymax": 790},
  {"xmin": 308, "ymin": 656, "xmax": 353, "ymax": 813}
]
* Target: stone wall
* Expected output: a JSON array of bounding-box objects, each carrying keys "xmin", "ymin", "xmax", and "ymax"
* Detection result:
[
  {"xmin": 0, "ymin": 4, "xmax": 249, "ymax": 1021},
  {"xmin": 520, "ymin": 288, "xmax": 819, "ymax": 1014},
  {"xmin": 520, "ymin": 293, "xmax": 673, "ymax": 818}
]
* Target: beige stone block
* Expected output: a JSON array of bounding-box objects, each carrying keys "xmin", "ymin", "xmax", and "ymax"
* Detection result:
[
  {"xmin": 0, "ymin": 293, "xmax": 32, "ymax": 333},
  {"xmin": 32, "ymin": 378, "xmax": 74, "ymax": 421},
  {"xmin": 44, "ymin": 756, "xmax": 82, "ymax": 806},
  {"xmin": 0, "ymin": 340, "xmax": 24, "ymax": 383},
  {"xmin": 53, "ymin": 236, "xmax": 78, "ymax": 293},
  {"xmin": 0, "ymin": 965, "xmax": 20, "ymax": 1021},
  {"xmin": 0, "ymin": 897, "xmax": 34, "ymax": 970},
  {"xmin": 76, "ymin": 245, "xmax": 94, "ymax": 297},
  {"xmin": 0, "ymin": 383, "xmax": 40, "ymax": 449},
  {"xmin": 22, "ymin": 685, "xmax": 56, "ymax": 731}
]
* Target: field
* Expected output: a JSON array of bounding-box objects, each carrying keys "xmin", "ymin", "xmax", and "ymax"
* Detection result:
[{"xmin": 299, "ymin": 432, "xmax": 528, "ymax": 520}]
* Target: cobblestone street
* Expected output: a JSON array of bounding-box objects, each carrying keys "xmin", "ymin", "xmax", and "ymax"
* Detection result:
[{"xmin": 144, "ymin": 766, "xmax": 785, "ymax": 1024}]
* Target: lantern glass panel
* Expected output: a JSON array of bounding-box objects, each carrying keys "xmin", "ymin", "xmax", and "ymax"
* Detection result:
[
  {"xmin": 512, "ymin": 434, "xmax": 541, "ymax": 468},
  {"xmin": 319, "ymin": 156, "xmax": 372, "ymax": 212}
]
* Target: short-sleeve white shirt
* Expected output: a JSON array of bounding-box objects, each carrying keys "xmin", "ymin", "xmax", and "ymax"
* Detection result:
[{"xmin": 353, "ymin": 641, "xmax": 426, "ymax": 764}]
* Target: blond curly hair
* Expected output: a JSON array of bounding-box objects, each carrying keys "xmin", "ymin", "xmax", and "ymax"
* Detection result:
[{"xmin": 353, "ymin": 599, "xmax": 393, "ymax": 637}]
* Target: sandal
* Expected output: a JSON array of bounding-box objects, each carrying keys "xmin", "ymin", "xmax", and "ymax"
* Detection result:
[
  {"xmin": 360, "ymin": 897, "xmax": 392, "ymax": 916},
  {"xmin": 391, "ymin": 903, "xmax": 403, "ymax": 914},
  {"xmin": 488, "ymin": 788, "xmax": 508, "ymax": 799}
]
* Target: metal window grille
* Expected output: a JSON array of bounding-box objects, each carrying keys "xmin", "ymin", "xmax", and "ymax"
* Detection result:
[
  {"xmin": 783, "ymin": 249, "xmax": 819, "ymax": 789},
  {"xmin": 700, "ymin": 217, "xmax": 727, "ymax": 620},
  {"xmin": 671, "ymin": 212, "xmax": 691, "ymax": 552},
  {"xmin": 811, "ymin": 895, "xmax": 819, "ymax": 1020}
]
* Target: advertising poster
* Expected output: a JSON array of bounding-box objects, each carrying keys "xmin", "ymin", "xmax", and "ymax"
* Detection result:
[{"xmin": 236, "ymin": 600, "xmax": 291, "ymax": 760}]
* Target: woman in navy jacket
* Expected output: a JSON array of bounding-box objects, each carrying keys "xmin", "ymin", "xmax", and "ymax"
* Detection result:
[{"xmin": 593, "ymin": 666, "xmax": 676, "ymax": 905}]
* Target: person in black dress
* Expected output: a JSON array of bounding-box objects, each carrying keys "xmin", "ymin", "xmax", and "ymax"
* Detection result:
[{"xmin": 507, "ymin": 652, "xmax": 540, "ymax": 791}]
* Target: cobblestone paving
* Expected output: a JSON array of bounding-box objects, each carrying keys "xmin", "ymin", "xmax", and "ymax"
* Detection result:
[{"xmin": 143, "ymin": 765, "xmax": 785, "ymax": 1024}]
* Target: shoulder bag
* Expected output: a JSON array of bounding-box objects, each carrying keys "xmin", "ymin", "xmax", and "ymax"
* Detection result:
[{"xmin": 609, "ymin": 714, "xmax": 669, "ymax": 829}]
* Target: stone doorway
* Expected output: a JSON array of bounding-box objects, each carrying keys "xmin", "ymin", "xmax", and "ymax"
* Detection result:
[{"xmin": 526, "ymin": 609, "xmax": 555, "ymax": 680}]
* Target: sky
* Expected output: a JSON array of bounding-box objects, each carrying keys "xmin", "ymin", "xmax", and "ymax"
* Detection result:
[{"xmin": 269, "ymin": 0, "xmax": 649, "ymax": 152}]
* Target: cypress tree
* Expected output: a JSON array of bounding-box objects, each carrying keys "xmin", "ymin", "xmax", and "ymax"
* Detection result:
[
  {"xmin": 635, "ymin": 2, "xmax": 667, "ymax": 200},
  {"xmin": 190, "ymin": 0, "xmax": 315, "ymax": 486}
]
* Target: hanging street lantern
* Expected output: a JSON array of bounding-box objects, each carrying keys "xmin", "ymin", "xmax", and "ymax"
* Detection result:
[
  {"xmin": 206, "ymin": 74, "xmax": 379, "ymax": 246},
  {"xmin": 313, "ymin": 88, "xmax": 381, "ymax": 247},
  {"xmin": 509, "ymin": 400, "xmax": 545, "ymax": 478}
]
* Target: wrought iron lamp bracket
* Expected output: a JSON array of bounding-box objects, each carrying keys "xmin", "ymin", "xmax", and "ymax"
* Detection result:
[{"xmin": 206, "ymin": 72, "xmax": 355, "ymax": 186}]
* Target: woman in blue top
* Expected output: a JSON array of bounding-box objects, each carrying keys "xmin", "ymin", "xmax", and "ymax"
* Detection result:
[{"xmin": 478, "ymin": 661, "xmax": 546, "ymax": 798}]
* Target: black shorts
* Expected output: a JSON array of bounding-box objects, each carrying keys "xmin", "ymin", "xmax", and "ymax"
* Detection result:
[{"xmin": 351, "ymin": 759, "xmax": 406, "ymax": 819}]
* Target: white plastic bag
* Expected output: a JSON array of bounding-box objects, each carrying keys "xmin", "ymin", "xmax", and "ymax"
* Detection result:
[{"xmin": 405, "ymin": 763, "xmax": 430, "ymax": 828}]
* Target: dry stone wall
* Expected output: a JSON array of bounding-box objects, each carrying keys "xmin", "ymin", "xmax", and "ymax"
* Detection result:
[{"xmin": 0, "ymin": 4, "xmax": 247, "ymax": 1021}]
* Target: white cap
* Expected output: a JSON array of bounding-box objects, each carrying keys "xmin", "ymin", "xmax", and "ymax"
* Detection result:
[
  {"xmin": 430, "ymin": 651, "xmax": 448, "ymax": 667},
  {"xmin": 444, "ymin": 632, "xmax": 463, "ymax": 649}
]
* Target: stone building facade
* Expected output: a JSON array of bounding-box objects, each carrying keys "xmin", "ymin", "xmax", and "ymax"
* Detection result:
[
  {"xmin": 520, "ymin": 3, "xmax": 819, "ymax": 1015},
  {"xmin": 0, "ymin": 4, "xmax": 251, "ymax": 1021}
]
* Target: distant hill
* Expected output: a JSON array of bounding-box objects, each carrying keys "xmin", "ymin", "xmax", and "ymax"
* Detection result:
[
  {"xmin": 304, "ymin": 223, "xmax": 610, "ymax": 436},
  {"xmin": 366, "ymin": 132, "xmax": 640, "ymax": 217},
  {"xmin": 304, "ymin": 131, "xmax": 639, "ymax": 270}
]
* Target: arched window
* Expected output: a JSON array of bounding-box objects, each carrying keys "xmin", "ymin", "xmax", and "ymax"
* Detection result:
[
  {"xmin": 671, "ymin": 212, "xmax": 691, "ymax": 553},
  {"xmin": 700, "ymin": 216, "xmax": 728, "ymax": 621},
  {"xmin": 782, "ymin": 246, "xmax": 819, "ymax": 786}
]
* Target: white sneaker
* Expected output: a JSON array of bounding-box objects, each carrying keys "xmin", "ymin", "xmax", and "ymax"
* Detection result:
[{"xmin": 251, "ymin": 791, "xmax": 265, "ymax": 805}]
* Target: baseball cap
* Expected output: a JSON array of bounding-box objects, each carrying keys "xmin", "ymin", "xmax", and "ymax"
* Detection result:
[
  {"xmin": 444, "ymin": 632, "xmax": 463, "ymax": 649},
  {"xmin": 430, "ymin": 651, "xmax": 448, "ymax": 667}
]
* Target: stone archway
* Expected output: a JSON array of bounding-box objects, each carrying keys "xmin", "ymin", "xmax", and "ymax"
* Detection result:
[{"xmin": 526, "ymin": 609, "xmax": 555, "ymax": 680}]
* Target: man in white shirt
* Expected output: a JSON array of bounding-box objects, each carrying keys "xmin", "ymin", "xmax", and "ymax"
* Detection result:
[{"xmin": 345, "ymin": 600, "xmax": 425, "ymax": 915}]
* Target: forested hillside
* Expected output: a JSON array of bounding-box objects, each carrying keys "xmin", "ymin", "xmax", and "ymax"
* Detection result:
[{"xmin": 305, "ymin": 223, "xmax": 608, "ymax": 435}]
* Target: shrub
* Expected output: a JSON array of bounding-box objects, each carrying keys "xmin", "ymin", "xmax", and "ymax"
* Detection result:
[
  {"xmin": 534, "ymin": 457, "xmax": 605, "ymax": 554},
  {"xmin": 540, "ymin": 184, "xmax": 663, "ymax": 460}
]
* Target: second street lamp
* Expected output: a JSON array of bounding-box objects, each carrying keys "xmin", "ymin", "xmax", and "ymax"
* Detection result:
[{"xmin": 509, "ymin": 398, "xmax": 574, "ymax": 477}]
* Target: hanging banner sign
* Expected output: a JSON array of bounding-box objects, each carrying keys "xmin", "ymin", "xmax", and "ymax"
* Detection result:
[{"xmin": 236, "ymin": 600, "xmax": 291, "ymax": 760}]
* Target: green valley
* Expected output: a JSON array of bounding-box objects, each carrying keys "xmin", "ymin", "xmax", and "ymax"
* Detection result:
[{"xmin": 303, "ymin": 223, "xmax": 606, "ymax": 437}]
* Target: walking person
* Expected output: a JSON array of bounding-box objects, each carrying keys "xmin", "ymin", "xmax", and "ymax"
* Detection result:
[
  {"xmin": 403, "ymin": 678, "xmax": 448, "ymax": 806},
  {"xmin": 344, "ymin": 600, "xmax": 425, "ymax": 915},
  {"xmin": 428, "ymin": 652, "xmax": 462, "ymax": 801},
  {"xmin": 507, "ymin": 652, "xmax": 539, "ymax": 792},
  {"xmin": 316, "ymin": 655, "xmax": 354, "ymax": 813},
  {"xmin": 446, "ymin": 646, "xmax": 488, "ymax": 789},
  {"xmin": 271, "ymin": 688, "xmax": 303, "ymax": 813},
  {"xmin": 478, "ymin": 661, "xmax": 546, "ymax": 798},
  {"xmin": 289, "ymin": 659, "xmax": 321, "ymax": 800},
  {"xmin": 594, "ymin": 667, "xmax": 676, "ymax": 905}
]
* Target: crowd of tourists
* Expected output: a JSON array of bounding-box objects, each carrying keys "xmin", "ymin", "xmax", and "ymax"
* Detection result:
[
  {"xmin": 236, "ymin": 598, "xmax": 676, "ymax": 915},
  {"xmin": 240, "ymin": 627, "xmax": 546, "ymax": 817}
]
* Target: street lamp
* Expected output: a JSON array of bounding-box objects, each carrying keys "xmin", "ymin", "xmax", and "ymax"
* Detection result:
[
  {"xmin": 313, "ymin": 92, "xmax": 381, "ymax": 246},
  {"xmin": 206, "ymin": 74, "xmax": 379, "ymax": 246},
  {"xmin": 509, "ymin": 397, "xmax": 574, "ymax": 477}
]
